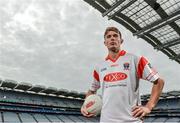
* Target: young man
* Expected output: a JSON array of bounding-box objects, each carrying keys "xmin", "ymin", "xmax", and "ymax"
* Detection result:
[{"xmin": 81, "ymin": 27, "xmax": 164, "ymax": 123}]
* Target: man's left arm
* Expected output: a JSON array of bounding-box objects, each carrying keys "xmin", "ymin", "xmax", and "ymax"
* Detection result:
[
  {"xmin": 145, "ymin": 78, "xmax": 164, "ymax": 111},
  {"xmin": 132, "ymin": 78, "xmax": 164, "ymax": 118}
]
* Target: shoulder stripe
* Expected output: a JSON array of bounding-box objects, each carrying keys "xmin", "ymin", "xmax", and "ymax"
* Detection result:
[
  {"xmin": 93, "ymin": 70, "xmax": 100, "ymax": 82},
  {"xmin": 137, "ymin": 56, "xmax": 148, "ymax": 78}
]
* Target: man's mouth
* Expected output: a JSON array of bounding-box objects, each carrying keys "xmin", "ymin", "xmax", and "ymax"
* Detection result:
[{"xmin": 110, "ymin": 42, "xmax": 116, "ymax": 45}]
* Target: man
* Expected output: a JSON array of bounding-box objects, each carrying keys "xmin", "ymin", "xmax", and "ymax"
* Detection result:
[{"xmin": 81, "ymin": 27, "xmax": 164, "ymax": 123}]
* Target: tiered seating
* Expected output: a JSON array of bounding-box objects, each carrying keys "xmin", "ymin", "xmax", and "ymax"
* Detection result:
[
  {"xmin": 152, "ymin": 117, "xmax": 167, "ymax": 123},
  {"xmin": 33, "ymin": 114, "xmax": 50, "ymax": 123},
  {"xmin": 45, "ymin": 114, "xmax": 62, "ymax": 122},
  {"xmin": 57, "ymin": 115, "xmax": 75, "ymax": 122},
  {"xmin": 3, "ymin": 112, "xmax": 20, "ymax": 123},
  {"xmin": 19, "ymin": 113, "xmax": 36, "ymax": 123},
  {"xmin": 154, "ymin": 99, "xmax": 167, "ymax": 110},
  {"xmin": 1, "ymin": 111, "xmax": 180, "ymax": 123},
  {"xmin": 167, "ymin": 98, "xmax": 180, "ymax": 109},
  {"xmin": 0, "ymin": 78, "xmax": 180, "ymax": 122},
  {"xmin": 165, "ymin": 117, "xmax": 180, "ymax": 122},
  {"xmin": 142, "ymin": 95, "xmax": 180, "ymax": 123},
  {"xmin": 78, "ymin": 115, "xmax": 98, "ymax": 122},
  {"xmin": 144, "ymin": 117, "xmax": 155, "ymax": 122},
  {"xmin": 0, "ymin": 112, "xmax": 99, "ymax": 123},
  {"xmin": 0, "ymin": 89, "xmax": 82, "ymax": 109},
  {"xmin": 144, "ymin": 117, "xmax": 180, "ymax": 123}
]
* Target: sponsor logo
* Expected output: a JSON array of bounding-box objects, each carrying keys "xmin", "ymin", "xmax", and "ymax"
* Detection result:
[
  {"xmin": 104, "ymin": 72, "xmax": 127, "ymax": 82},
  {"xmin": 86, "ymin": 101, "xmax": 95, "ymax": 109},
  {"xmin": 123, "ymin": 62, "xmax": 130, "ymax": 70},
  {"xmin": 101, "ymin": 67, "xmax": 107, "ymax": 72},
  {"xmin": 105, "ymin": 84, "xmax": 127, "ymax": 88}
]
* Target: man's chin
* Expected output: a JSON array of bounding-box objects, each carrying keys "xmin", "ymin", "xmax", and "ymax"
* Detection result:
[{"xmin": 109, "ymin": 47, "xmax": 119, "ymax": 53}]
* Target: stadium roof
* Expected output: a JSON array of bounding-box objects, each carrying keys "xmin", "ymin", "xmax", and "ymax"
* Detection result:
[
  {"xmin": 15, "ymin": 82, "xmax": 32, "ymax": 91},
  {"xmin": 0, "ymin": 79, "xmax": 85, "ymax": 99},
  {"xmin": 1, "ymin": 79, "xmax": 18, "ymax": 89},
  {"xmin": 84, "ymin": 0, "xmax": 180, "ymax": 64}
]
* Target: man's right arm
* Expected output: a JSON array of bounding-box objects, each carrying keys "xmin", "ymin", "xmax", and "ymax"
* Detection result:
[
  {"xmin": 85, "ymin": 90, "xmax": 96, "ymax": 98},
  {"xmin": 81, "ymin": 67, "xmax": 100, "ymax": 117}
]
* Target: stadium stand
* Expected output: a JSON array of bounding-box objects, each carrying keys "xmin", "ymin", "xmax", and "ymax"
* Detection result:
[
  {"xmin": 0, "ymin": 78, "xmax": 180, "ymax": 122},
  {"xmin": 0, "ymin": 78, "xmax": 99, "ymax": 122},
  {"xmin": 83, "ymin": 0, "xmax": 180, "ymax": 64},
  {"xmin": 142, "ymin": 91, "xmax": 180, "ymax": 122}
]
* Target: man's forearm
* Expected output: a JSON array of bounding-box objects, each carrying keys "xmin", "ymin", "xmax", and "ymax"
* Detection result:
[
  {"xmin": 146, "ymin": 78, "xmax": 164, "ymax": 110},
  {"xmin": 85, "ymin": 90, "xmax": 96, "ymax": 98}
]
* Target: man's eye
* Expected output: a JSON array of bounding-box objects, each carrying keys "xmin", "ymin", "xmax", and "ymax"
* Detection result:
[
  {"xmin": 107, "ymin": 35, "xmax": 111, "ymax": 38},
  {"xmin": 113, "ymin": 34, "xmax": 118, "ymax": 37}
]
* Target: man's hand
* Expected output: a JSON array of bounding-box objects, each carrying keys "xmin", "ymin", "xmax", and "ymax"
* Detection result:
[
  {"xmin": 81, "ymin": 105, "xmax": 95, "ymax": 117},
  {"xmin": 132, "ymin": 105, "xmax": 151, "ymax": 119},
  {"xmin": 81, "ymin": 90, "xmax": 96, "ymax": 117}
]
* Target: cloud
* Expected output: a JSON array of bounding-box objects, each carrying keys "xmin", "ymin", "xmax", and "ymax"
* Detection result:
[{"xmin": 0, "ymin": 0, "xmax": 180, "ymax": 94}]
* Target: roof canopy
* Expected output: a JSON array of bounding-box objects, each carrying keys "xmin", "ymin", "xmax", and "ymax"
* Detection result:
[
  {"xmin": 0, "ymin": 79, "xmax": 85, "ymax": 99},
  {"xmin": 84, "ymin": 0, "xmax": 180, "ymax": 64}
]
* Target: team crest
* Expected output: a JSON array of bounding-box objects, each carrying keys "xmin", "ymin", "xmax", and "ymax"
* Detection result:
[{"xmin": 123, "ymin": 62, "xmax": 130, "ymax": 70}]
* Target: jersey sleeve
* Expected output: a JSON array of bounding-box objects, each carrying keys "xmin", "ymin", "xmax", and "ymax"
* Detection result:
[
  {"xmin": 89, "ymin": 66, "xmax": 101, "ymax": 92},
  {"xmin": 136, "ymin": 56, "xmax": 159, "ymax": 82}
]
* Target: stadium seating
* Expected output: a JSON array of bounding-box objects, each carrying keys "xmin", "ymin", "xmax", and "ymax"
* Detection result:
[{"xmin": 0, "ymin": 79, "xmax": 180, "ymax": 122}]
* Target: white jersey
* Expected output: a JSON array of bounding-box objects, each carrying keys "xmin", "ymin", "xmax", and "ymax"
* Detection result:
[{"xmin": 90, "ymin": 50, "xmax": 159, "ymax": 123}]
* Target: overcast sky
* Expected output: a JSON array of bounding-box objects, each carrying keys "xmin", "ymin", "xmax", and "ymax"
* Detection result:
[{"xmin": 0, "ymin": 0, "xmax": 180, "ymax": 95}]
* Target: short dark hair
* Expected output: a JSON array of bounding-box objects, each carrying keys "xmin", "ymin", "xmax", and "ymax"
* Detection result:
[{"xmin": 104, "ymin": 27, "xmax": 122, "ymax": 38}]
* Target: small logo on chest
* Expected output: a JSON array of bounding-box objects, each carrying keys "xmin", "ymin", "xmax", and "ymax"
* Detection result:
[{"xmin": 123, "ymin": 62, "xmax": 130, "ymax": 70}]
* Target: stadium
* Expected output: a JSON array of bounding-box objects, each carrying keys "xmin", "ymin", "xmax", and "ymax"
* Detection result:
[
  {"xmin": 0, "ymin": 0, "xmax": 180, "ymax": 122},
  {"xmin": 0, "ymin": 78, "xmax": 180, "ymax": 122}
]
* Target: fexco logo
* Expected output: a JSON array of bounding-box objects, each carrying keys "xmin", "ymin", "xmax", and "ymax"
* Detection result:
[{"xmin": 104, "ymin": 72, "xmax": 127, "ymax": 82}]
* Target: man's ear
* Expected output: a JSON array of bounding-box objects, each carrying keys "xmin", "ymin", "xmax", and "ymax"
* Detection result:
[
  {"xmin": 104, "ymin": 41, "xmax": 107, "ymax": 46},
  {"xmin": 121, "ymin": 39, "xmax": 124, "ymax": 43}
]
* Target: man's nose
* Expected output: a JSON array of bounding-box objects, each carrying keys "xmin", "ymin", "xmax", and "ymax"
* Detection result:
[{"xmin": 110, "ymin": 37, "xmax": 115, "ymax": 41}]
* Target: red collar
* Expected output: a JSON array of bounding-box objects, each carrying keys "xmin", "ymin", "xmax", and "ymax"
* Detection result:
[{"xmin": 105, "ymin": 50, "xmax": 126, "ymax": 63}]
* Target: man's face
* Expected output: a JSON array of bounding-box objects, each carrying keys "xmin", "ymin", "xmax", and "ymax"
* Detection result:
[{"xmin": 104, "ymin": 31, "xmax": 122, "ymax": 52}]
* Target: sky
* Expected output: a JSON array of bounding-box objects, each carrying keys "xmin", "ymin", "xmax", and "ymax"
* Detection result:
[{"xmin": 0, "ymin": 0, "xmax": 180, "ymax": 95}]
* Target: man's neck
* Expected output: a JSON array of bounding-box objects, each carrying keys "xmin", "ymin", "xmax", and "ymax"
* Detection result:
[{"xmin": 109, "ymin": 50, "xmax": 120, "ymax": 60}]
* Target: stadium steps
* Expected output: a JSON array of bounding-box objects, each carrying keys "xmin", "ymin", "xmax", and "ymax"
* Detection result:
[
  {"xmin": 19, "ymin": 113, "xmax": 37, "ymax": 123},
  {"xmin": 45, "ymin": 114, "xmax": 63, "ymax": 122},
  {"xmin": 0, "ymin": 112, "xmax": 3, "ymax": 123},
  {"xmin": 3, "ymin": 112, "xmax": 20, "ymax": 123}
]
